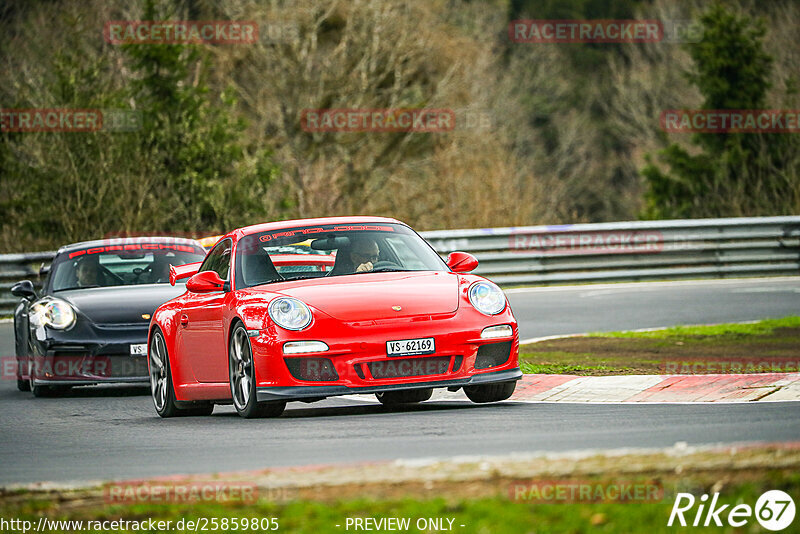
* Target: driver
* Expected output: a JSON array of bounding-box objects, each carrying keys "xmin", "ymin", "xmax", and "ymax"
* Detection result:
[
  {"xmin": 146, "ymin": 254, "xmax": 172, "ymax": 283},
  {"xmin": 350, "ymin": 236, "xmax": 380, "ymax": 273},
  {"xmin": 75, "ymin": 255, "xmax": 101, "ymax": 287}
]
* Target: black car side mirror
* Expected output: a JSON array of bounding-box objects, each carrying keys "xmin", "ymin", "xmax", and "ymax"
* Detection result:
[{"xmin": 11, "ymin": 280, "xmax": 37, "ymax": 300}]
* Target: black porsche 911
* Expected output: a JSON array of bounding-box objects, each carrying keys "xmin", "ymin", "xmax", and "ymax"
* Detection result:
[{"xmin": 12, "ymin": 237, "xmax": 207, "ymax": 397}]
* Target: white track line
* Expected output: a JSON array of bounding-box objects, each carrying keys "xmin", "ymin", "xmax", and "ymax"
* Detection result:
[
  {"xmin": 504, "ymin": 276, "xmax": 800, "ymax": 294},
  {"xmin": 519, "ymin": 319, "xmax": 768, "ymax": 345}
]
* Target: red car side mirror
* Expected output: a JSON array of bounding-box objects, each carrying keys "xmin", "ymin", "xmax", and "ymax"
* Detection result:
[
  {"xmin": 186, "ymin": 271, "xmax": 226, "ymax": 293},
  {"xmin": 446, "ymin": 251, "xmax": 479, "ymax": 273}
]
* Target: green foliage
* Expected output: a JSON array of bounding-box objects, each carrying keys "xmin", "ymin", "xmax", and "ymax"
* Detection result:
[
  {"xmin": 0, "ymin": 0, "xmax": 280, "ymax": 250},
  {"xmin": 687, "ymin": 5, "xmax": 771, "ymax": 112},
  {"xmin": 642, "ymin": 3, "xmax": 798, "ymax": 219},
  {"xmin": 124, "ymin": 29, "xmax": 278, "ymax": 232}
]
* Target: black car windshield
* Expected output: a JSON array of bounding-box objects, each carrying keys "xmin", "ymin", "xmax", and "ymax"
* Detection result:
[
  {"xmin": 235, "ymin": 223, "xmax": 447, "ymax": 289},
  {"xmin": 51, "ymin": 242, "xmax": 207, "ymax": 291}
]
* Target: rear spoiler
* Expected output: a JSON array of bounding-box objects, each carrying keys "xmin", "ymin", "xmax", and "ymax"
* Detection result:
[{"xmin": 169, "ymin": 262, "xmax": 202, "ymax": 286}]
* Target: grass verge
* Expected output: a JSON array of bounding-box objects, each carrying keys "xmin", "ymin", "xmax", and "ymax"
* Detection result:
[
  {"xmin": 2, "ymin": 445, "xmax": 799, "ymax": 533},
  {"xmin": 520, "ymin": 316, "xmax": 800, "ymax": 376}
]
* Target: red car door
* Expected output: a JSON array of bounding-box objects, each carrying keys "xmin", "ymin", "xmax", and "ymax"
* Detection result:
[{"xmin": 179, "ymin": 239, "xmax": 232, "ymax": 383}]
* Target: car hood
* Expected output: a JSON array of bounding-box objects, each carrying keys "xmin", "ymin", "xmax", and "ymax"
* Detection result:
[
  {"xmin": 53, "ymin": 285, "xmax": 186, "ymax": 324},
  {"xmin": 265, "ymin": 272, "xmax": 459, "ymax": 321}
]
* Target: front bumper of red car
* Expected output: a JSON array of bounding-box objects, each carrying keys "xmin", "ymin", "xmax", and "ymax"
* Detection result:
[
  {"xmin": 249, "ymin": 308, "xmax": 521, "ymax": 402},
  {"xmin": 255, "ymin": 367, "xmax": 522, "ymax": 402}
]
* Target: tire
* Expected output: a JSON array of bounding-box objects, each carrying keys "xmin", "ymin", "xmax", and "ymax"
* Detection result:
[
  {"xmin": 31, "ymin": 384, "xmax": 54, "ymax": 397},
  {"xmin": 30, "ymin": 383, "xmax": 70, "ymax": 397},
  {"xmin": 376, "ymin": 388, "xmax": 433, "ymax": 405},
  {"xmin": 15, "ymin": 318, "xmax": 31, "ymax": 392},
  {"xmin": 16, "ymin": 359, "xmax": 30, "ymax": 392},
  {"xmin": 229, "ymin": 323, "xmax": 285, "ymax": 419},
  {"xmin": 28, "ymin": 359, "xmax": 47, "ymax": 397},
  {"xmin": 150, "ymin": 328, "xmax": 213, "ymax": 418},
  {"xmin": 464, "ymin": 380, "xmax": 517, "ymax": 403}
]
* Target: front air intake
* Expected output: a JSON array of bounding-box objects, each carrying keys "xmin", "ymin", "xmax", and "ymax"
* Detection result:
[
  {"xmin": 474, "ymin": 341, "xmax": 512, "ymax": 370},
  {"xmin": 284, "ymin": 357, "xmax": 339, "ymax": 381}
]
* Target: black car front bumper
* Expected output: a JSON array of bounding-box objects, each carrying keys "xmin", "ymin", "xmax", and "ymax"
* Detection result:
[{"xmin": 28, "ymin": 322, "xmax": 150, "ymax": 386}]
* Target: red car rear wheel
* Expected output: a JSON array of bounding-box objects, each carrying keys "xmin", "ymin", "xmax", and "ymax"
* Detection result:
[{"xmin": 150, "ymin": 329, "xmax": 213, "ymax": 417}]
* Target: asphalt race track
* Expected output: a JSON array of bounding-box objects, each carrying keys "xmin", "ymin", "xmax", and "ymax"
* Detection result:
[
  {"xmin": 505, "ymin": 277, "xmax": 800, "ymax": 340},
  {"xmin": 1, "ymin": 277, "xmax": 799, "ymax": 485}
]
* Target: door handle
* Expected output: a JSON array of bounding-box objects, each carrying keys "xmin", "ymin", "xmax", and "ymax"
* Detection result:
[{"xmin": 180, "ymin": 314, "xmax": 189, "ymax": 326}]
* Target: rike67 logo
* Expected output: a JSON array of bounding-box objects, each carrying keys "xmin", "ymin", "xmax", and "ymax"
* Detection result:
[{"xmin": 669, "ymin": 490, "xmax": 796, "ymax": 531}]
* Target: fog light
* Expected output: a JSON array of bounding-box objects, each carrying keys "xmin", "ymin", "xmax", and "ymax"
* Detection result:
[
  {"xmin": 283, "ymin": 341, "xmax": 329, "ymax": 354},
  {"xmin": 480, "ymin": 325, "xmax": 513, "ymax": 339}
]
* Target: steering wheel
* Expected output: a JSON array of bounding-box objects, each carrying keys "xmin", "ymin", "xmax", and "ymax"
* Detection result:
[
  {"xmin": 101, "ymin": 266, "xmax": 124, "ymax": 284},
  {"xmin": 371, "ymin": 260, "xmax": 402, "ymax": 271},
  {"xmin": 133, "ymin": 265, "xmax": 155, "ymax": 283}
]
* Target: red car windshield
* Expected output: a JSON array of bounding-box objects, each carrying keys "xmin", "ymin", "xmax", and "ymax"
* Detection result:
[{"xmin": 235, "ymin": 223, "xmax": 446, "ymax": 288}]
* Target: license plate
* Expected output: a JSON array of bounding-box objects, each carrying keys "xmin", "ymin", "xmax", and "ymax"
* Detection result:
[
  {"xmin": 386, "ymin": 337, "xmax": 435, "ymax": 357},
  {"xmin": 130, "ymin": 344, "xmax": 147, "ymax": 356}
]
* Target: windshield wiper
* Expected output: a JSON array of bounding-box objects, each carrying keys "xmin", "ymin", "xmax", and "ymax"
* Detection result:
[
  {"xmin": 249, "ymin": 275, "xmax": 316, "ymax": 287},
  {"xmin": 279, "ymin": 274, "xmax": 321, "ymax": 282},
  {"xmin": 54, "ymin": 285, "xmax": 101, "ymax": 291}
]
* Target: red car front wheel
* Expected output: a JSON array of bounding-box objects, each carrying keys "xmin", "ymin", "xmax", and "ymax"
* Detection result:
[{"xmin": 229, "ymin": 323, "xmax": 285, "ymax": 419}]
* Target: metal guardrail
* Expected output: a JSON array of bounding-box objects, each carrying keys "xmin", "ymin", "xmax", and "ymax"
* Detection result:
[
  {"xmin": 0, "ymin": 251, "xmax": 56, "ymax": 317},
  {"xmin": 422, "ymin": 216, "xmax": 800, "ymax": 285},
  {"xmin": 1, "ymin": 216, "xmax": 799, "ymax": 316}
]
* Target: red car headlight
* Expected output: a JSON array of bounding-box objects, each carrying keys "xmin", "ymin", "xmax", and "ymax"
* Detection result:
[
  {"xmin": 268, "ymin": 297, "xmax": 313, "ymax": 330},
  {"xmin": 468, "ymin": 281, "xmax": 507, "ymax": 315}
]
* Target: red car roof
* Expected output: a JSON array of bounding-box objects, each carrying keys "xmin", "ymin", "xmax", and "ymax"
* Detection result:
[{"xmin": 231, "ymin": 216, "xmax": 405, "ymax": 240}]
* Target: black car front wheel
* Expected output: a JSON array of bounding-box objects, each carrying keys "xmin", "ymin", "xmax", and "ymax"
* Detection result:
[
  {"xmin": 16, "ymin": 358, "xmax": 30, "ymax": 391},
  {"xmin": 31, "ymin": 383, "xmax": 69, "ymax": 397},
  {"xmin": 28, "ymin": 360, "xmax": 69, "ymax": 397}
]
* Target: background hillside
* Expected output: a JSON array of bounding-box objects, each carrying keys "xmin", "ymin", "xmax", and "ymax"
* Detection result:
[{"xmin": 0, "ymin": 0, "xmax": 797, "ymax": 251}]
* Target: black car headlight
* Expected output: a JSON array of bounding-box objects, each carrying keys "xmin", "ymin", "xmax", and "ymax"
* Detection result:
[{"xmin": 30, "ymin": 298, "xmax": 77, "ymax": 330}]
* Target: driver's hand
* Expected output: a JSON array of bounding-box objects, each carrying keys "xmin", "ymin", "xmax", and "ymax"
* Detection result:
[{"xmin": 356, "ymin": 262, "xmax": 373, "ymax": 273}]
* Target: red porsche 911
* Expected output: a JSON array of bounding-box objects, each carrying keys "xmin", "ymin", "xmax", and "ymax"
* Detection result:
[{"xmin": 148, "ymin": 217, "xmax": 521, "ymax": 418}]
